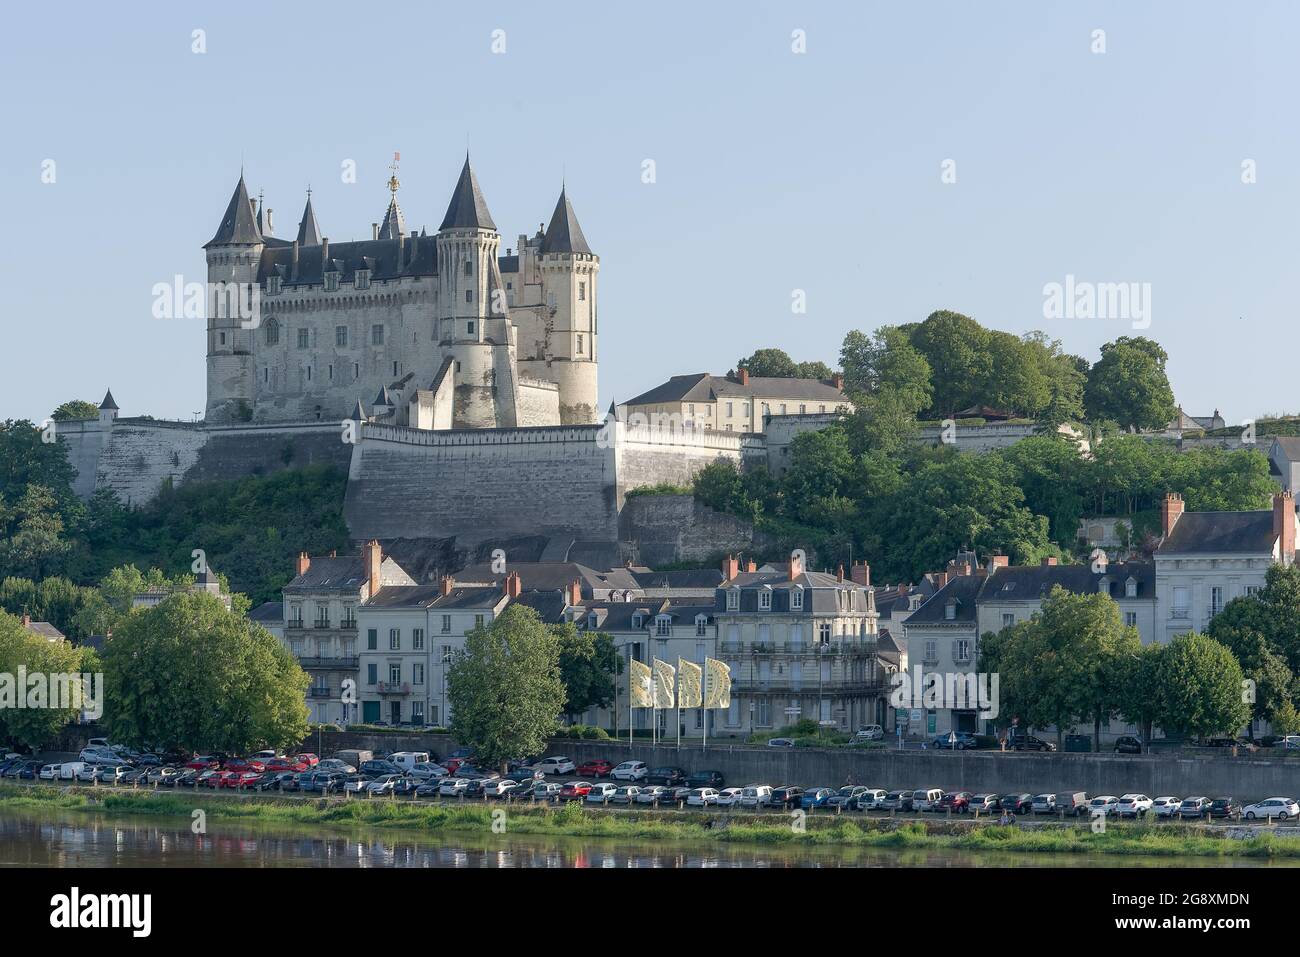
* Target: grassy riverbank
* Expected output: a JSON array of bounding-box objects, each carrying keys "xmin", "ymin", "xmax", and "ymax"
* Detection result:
[{"xmin": 4, "ymin": 784, "xmax": 1299, "ymax": 859}]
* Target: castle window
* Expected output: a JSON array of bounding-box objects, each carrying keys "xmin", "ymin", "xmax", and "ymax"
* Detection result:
[
  {"xmin": 324, "ymin": 273, "xmax": 339, "ymax": 292},
  {"xmin": 372, "ymin": 324, "xmax": 384, "ymax": 346},
  {"xmin": 355, "ymin": 270, "xmax": 370, "ymax": 290},
  {"xmin": 264, "ymin": 318, "xmax": 280, "ymax": 346},
  {"xmin": 306, "ymin": 366, "xmax": 312, "ymax": 381},
  {"xmin": 219, "ymin": 332, "xmax": 226, "ymax": 346},
  {"xmin": 267, "ymin": 276, "xmax": 282, "ymax": 296},
  {"xmin": 579, "ymin": 282, "xmax": 586, "ymax": 301},
  {"xmin": 465, "ymin": 289, "xmax": 473, "ymax": 303},
  {"xmin": 464, "ymin": 261, "xmax": 473, "ymax": 276},
  {"xmin": 336, "ymin": 326, "xmax": 348, "ymax": 347},
  {"xmin": 393, "ymin": 361, "xmax": 399, "ymax": 376},
  {"xmin": 467, "ymin": 321, "xmax": 475, "ymax": 336},
  {"xmin": 297, "ymin": 328, "xmax": 309, "ymax": 349},
  {"xmin": 328, "ymin": 365, "xmax": 333, "ymax": 380},
  {"xmin": 353, "ymin": 363, "xmax": 359, "ymax": 380},
  {"xmin": 576, "ymin": 334, "xmax": 584, "ymax": 355},
  {"xmin": 263, "ymin": 368, "xmax": 268, "ymax": 383}
]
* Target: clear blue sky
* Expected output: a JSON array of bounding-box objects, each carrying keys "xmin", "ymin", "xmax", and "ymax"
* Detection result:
[{"xmin": 1, "ymin": 0, "xmax": 1294, "ymax": 425}]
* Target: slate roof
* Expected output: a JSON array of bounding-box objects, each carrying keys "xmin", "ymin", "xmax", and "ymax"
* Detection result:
[
  {"xmin": 296, "ymin": 195, "xmax": 322, "ymax": 246},
  {"xmin": 510, "ymin": 590, "xmax": 570, "ymax": 623},
  {"xmin": 629, "ymin": 568, "xmax": 725, "ymax": 590},
  {"xmin": 539, "ymin": 188, "xmax": 591, "ymax": 255},
  {"xmin": 206, "ymin": 174, "xmax": 263, "ymax": 247},
  {"xmin": 1158, "ymin": 511, "xmax": 1280, "ymax": 555},
  {"xmin": 579, "ymin": 599, "xmax": 714, "ymax": 631},
  {"xmin": 984, "ymin": 562, "xmax": 1155, "ymax": 601},
  {"xmin": 903, "ymin": 573, "xmax": 987, "ymax": 625},
  {"xmin": 714, "ymin": 570, "xmax": 874, "ymax": 614},
  {"xmin": 1272, "ymin": 437, "xmax": 1300, "ymax": 459},
  {"xmin": 625, "ymin": 373, "xmax": 846, "ymax": 407},
  {"xmin": 284, "ymin": 556, "xmax": 413, "ymax": 593},
  {"xmin": 249, "ymin": 601, "xmax": 284, "ymax": 623},
  {"xmin": 23, "ymin": 621, "xmax": 65, "ymax": 641},
  {"xmin": 99, "ymin": 389, "xmax": 118, "ymax": 411},
  {"xmin": 377, "ymin": 197, "xmax": 406, "ymax": 241},
  {"xmin": 439, "ymin": 157, "xmax": 496, "ymax": 231},
  {"xmin": 454, "ymin": 562, "xmax": 641, "ymax": 598},
  {"xmin": 365, "ymin": 582, "xmax": 503, "ymax": 610}
]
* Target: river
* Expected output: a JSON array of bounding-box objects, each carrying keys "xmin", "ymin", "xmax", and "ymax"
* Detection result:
[{"xmin": 1, "ymin": 806, "xmax": 1295, "ymax": 868}]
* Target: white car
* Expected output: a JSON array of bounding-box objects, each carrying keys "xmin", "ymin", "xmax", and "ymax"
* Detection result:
[
  {"xmin": 405, "ymin": 763, "xmax": 448, "ymax": 780},
  {"xmin": 365, "ymin": 774, "xmax": 403, "ymax": 795},
  {"xmin": 1152, "ymin": 796, "xmax": 1182, "ymax": 818},
  {"xmin": 636, "ymin": 785, "xmax": 670, "ymax": 805},
  {"xmin": 532, "ymin": 782, "xmax": 563, "ymax": 800},
  {"xmin": 535, "ymin": 756, "xmax": 576, "ymax": 775},
  {"xmin": 686, "ymin": 787, "xmax": 720, "ymax": 807},
  {"xmin": 75, "ymin": 764, "xmax": 103, "ymax": 783},
  {"xmin": 1277, "ymin": 736, "xmax": 1300, "ymax": 750},
  {"xmin": 715, "ymin": 787, "xmax": 745, "ymax": 807},
  {"xmin": 610, "ymin": 761, "xmax": 647, "ymax": 782},
  {"xmin": 856, "ymin": 788, "xmax": 888, "ymax": 810},
  {"xmin": 439, "ymin": 777, "xmax": 471, "ymax": 796},
  {"xmin": 79, "ymin": 748, "xmax": 117, "ymax": 764},
  {"xmin": 1116, "ymin": 794, "xmax": 1153, "ymax": 818},
  {"xmin": 585, "ymin": 782, "xmax": 618, "ymax": 804},
  {"xmin": 60, "ymin": 762, "xmax": 86, "ymax": 781},
  {"xmin": 1243, "ymin": 797, "xmax": 1300, "ymax": 820},
  {"xmin": 480, "ymin": 779, "xmax": 518, "ymax": 798},
  {"xmin": 739, "ymin": 785, "xmax": 774, "ymax": 808},
  {"xmin": 855, "ymin": 725, "xmax": 884, "ymax": 741},
  {"xmin": 95, "ymin": 765, "xmax": 132, "ymax": 784},
  {"xmin": 38, "ymin": 764, "xmax": 60, "ymax": 781},
  {"xmin": 1088, "ymin": 795, "xmax": 1120, "ymax": 817}
]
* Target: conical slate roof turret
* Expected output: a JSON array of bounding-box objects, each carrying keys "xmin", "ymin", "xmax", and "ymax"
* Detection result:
[
  {"xmin": 296, "ymin": 192, "xmax": 322, "ymax": 245},
  {"xmin": 540, "ymin": 187, "xmax": 592, "ymax": 255},
  {"xmin": 205, "ymin": 173, "xmax": 263, "ymax": 247},
  {"xmin": 99, "ymin": 389, "xmax": 119, "ymax": 411},
  {"xmin": 439, "ymin": 156, "xmax": 496, "ymax": 231},
  {"xmin": 377, "ymin": 197, "xmax": 406, "ymax": 241}
]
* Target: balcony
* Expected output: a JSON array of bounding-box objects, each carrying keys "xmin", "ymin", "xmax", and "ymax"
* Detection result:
[
  {"xmin": 286, "ymin": 620, "xmax": 305, "ymax": 630},
  {"xmin": 339, "ymin": 618, "xmax": 357, "ymax": 632},
  {"xmin": 1171, "ymin": 606, "xmax": 1190, "ymax": 620},
  {"xmin": 298, "ymin": 656, "xmax": 359, "ymax": 670},
  {"xmin": 313, "ymin": 618, "xmax": 331, "ymax": 629},
  {"xmin": 308, "ymin": 688, "xmax": 332, "ymax": 699},
  {"xmin": 377, "ymin": 682, "xmax": 413, "ymax": 696}
]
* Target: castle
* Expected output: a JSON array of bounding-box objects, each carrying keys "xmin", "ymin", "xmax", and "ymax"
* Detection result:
[{"xmin": 205, "ymin": 156, "xmax": 600, "ymax": 428}]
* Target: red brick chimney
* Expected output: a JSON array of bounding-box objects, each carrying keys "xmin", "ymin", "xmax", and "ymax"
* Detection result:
[
  {"xmin": 1275, "ymin": 491, "xmax": 1296, "ymax": 564},
  {"xmin": 832, "ymin": 373, "xmax": 844, "ymax": 391},
  {"xmin": 439, "ymin": 575, "xmax": 454, "ymax": 597},
  {"xmin": 990, "ymin": 555, "xmax": 1009, "ymax": 570},
  {"xmin": 721, "ymin": 554, "xmax": 740, "ymax": 582},
  {"xmin": 850, "ymin": 561, "xmax": 871, "ymax": 586},
  {"xmin": 745, "ymin": 558, "xmax": 757, "ymax": 573},
  {"xmin": 296, "ymin": 552, "xmax": 311, "ymax": 577},
  {"xmin": 503, "ymin": 571, "xmax": 522, "ymax": 599},
  {"xmin": 1041, "ymin": 556, "xmax": 1057, "ymax": 567},
  {"xmin": 836, "ymin": 563, "xmax": 845, "ymax": 583},
  {"xmin": 1161, "ymin": 493, "xmax": 1184, "ymax": 538},
  {"xmin": 365, "ymin": 540, "xmax": 382, "ymax": 596},
  {"xmin": 933, "ymin": 571, "xmax": 950, "ymax": 588},
  {"xmin": 737, "ymin": 368, "xmax": 750, "ymax": 386},
  {"xmin": 566, "ymin": 579, "xmax": 583, "ymax": 607},
  {"xmin": 788, "ymin": 551, "xmax": 803, "ymax": 580}
]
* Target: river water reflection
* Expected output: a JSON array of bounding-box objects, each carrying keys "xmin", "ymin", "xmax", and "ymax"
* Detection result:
[{"xmin": 1, "ymin": 807, "xmax": 1292, "ymax": 868}]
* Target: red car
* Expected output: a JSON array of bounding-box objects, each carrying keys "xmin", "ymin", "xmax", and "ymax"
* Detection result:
[
  {"xmin": 187, "ymin": 755, "xmax": 221, "ymax": 771},
  {"xmin": 560, "ymin": 781, "xmax": 593, "ymax": 800},
  {"xmin": 223, "ymin": 758, "xmax": 265, "ymax": 773},
  {"xmin": 294, "ymin": 753, "xmax": 320, "ymax": 767},
  {"xmin": 224, "ymin": 771, "xmax": 260, "ymax": 789},
  {"xmin": 265, "ymin": 757, "xmax": 309, "ymax": 774},
  {"xmin": 935, "ymin": 791, "xmax": 972, "ymax": 813},
  {"xmin": 576, "ymin": 760, "xmax": 613, "ymax": 778},
  {"xmin": 199, "ymin": 770, "xmax": 229, "ymax": 788}
]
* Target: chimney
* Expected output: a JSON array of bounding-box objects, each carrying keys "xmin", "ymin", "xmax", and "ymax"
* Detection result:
[
  {"xmin": 365, "ymin": 539, "xmax": 382, "ymax": 596},
  {"xmin": 265, "ymin": 208, "xmax": 273, "ymax": 234},
  {"xmin": 832, "ymin": 373, "xmax": 844, "ymax": 391},
  {"xmin": 1041, "ymin": 556, "xmax": 1058, "ymax": 567},
  {"xmin": 566, "ymin": 579, "xmax": 582, "ymax": 607},
  {"xmin": 1275, "ymin": 491, "xmax": 1296, "ymax": 564},
  {"xmin": 329, "ymin": 550, "xmax": 337, "ymax": 558},
  {"xmin": 440, "ymin": 575, "xmax": 454, "ymax": 597},
  {"xmin": 836, "ymin": 563, "xmax": 845, "ymax": 583},
  {"xmin": 990, "ymin": 555, "xmax": 1009, "ymax": 570},
  {"xmin": 409, "ymin": 231, "xmax": 418, "ymax": 266},
  {"xmin": 721, "ymin": 554, "xmax": 740, "ymax": 582},
  {"xmin": 372, "ymin": 223, "xmax": 380, "ymax": 241},
  {"xmin": 933, "ymin": 571, "xmax": 950, "ymax": 588},
  {"xmin": 504, "ymin": 571, "xmax": 522, "ymax": 599},
  {"xmin": 296, "ymin": 552, "xmax": 311, "ymax": 577},
  {"xmin": 321, "ymin": 238, "xmax": 330, "ymax": 277},
  {"xmin": 745, "ymin": 558, "xmax": 757, "ymax": 573},
  {"xmin": 789, "ymin": 550, "xmax": 804, "ymax": 580},
  {"xmin": 850, "ymin": 561, "xmax": 871, "ymax": 586},
  {"xmin": 21, "ymin": 613, "xmax": 30, "ymax": 628},
  {"xmin": 738, "ymin": 368, "xmax": 750, "ymax": 386},
  {"xmin": 291, "ymin": 240, "xmax": 299, "ymax": 281},
  {"xmin": 1161, "ymin": 493, "xmax": 1184, "ymax": 538}
]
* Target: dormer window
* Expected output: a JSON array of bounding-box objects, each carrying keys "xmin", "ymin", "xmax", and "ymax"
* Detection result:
[
  {"xmin": 655, "ymin": 616, "xmax": 671, "ymax": 636},
  {"xmin": 944, "ymin": 600, "xmax": 957, "ymax": 621},
  {"xmin": 792, "ymin": 588, "xmax": 804, "ymax": 610},
  {"xmin": 695, "ymin": 615, "xmax": 708, "ymax": 636},
  {"xmin": 726, "ymin": 590, "xmax": 739, "ymax": 611},
  {"xmin": 759, "ymin": 590, "xmax": 772, "ymax": 611},
  {"xmin": 355, "ymin": 269, "xmax": 371, "ymax": 290},
  {"xmin": 1125, "ymin": 577, "xmax": 1138, "ymax": 598},
  {"xmin": 1098, "ymin": 576, "xmax": 1111, "ymax": 595},
  {"xmin": 632, "ymin": 614, "xmax": 643, "ymax": 630},
  {"xmin": 324, "ymin": 272, "xmax": 339, "ymax": 292},
  {"xmin": 587, "ymin": 613, "xmax": 599, "ymax": 630},
  {"xmin": 267, "ymin": 276, "xmax": 282, "ymax": 296}
]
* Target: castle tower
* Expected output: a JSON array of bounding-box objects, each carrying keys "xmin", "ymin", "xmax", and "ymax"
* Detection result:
[
  {"xmin": 203, "ymin": 173, "xmax": 264, "ymax": 422},
  {"xmin": 435, "ymin": 156, "xmax": 513, "ymax": 429},
  {"xmin": 296, "ymin": 189, "xmax": 321, "ymax": 245},
  {"xmin": 98, "ymin": 389, "xmax": 119, "ymax": 430},
  {"xmin": 517, "ymin": 186, "xmax": 600, "ymax": 424}
]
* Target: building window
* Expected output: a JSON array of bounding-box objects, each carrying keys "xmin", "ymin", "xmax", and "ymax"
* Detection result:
[
  {"xmin": 372, "ymin": 324, "xmax": 384, "ymax": 346},
  {"xmin": 924, "ymin": 640, "xmax": 937, "ymax": 663},
  {"xmin": 1125, "ymin": 578, "xmax": 1138, "ymax": 598},
  {"xmin": 411, "ymin": 701, "xmax": 424, "ymax": 723},
  {"xmin": 356, "ymin": 270, "xmax": 370, "ymax": 290},
  {"xmin": 366, "ymin": 629, "xmax": 377, "ymax": 651},
  {"xmin": 336, "ymin": 326, "xmax": 348, "ymax": 347},
  {"xmin": 474, "ymin": 614, "xmax": 484, "ymax": 630},
  {"xmin": 389, "ymin": 628, "xmax": 400, "ymax": 650},
  {"xmin": 792, "ymin": 589, "xmax": 803, "ymax": 610},
  {"xmin": 467, "ymin": 321, "xmax": 475, "ymax": 336},
  {"xmin": 388, "ymin": 664, "xmax": 401, "ymax": 685},
  {"xmin": 656, "ymin": 617, "xmax": 671, "ymax": 637},
  {"xmin": 1001, "ymin": 613, "xmax": 1015, "ymax": 629},
  {"xmin": 757, "ymin": 698, "xmax": 771, "ymax": 727},
  {"xmin": 726, "ymin": 590, "xmax": 739, "ymax": 611},
  {"xmin": 465, "ymin": 289, "xmax": 473, "ymax": 303},
  {"xmin": 726, "ymin": 401, "xmax": 733, "ymax": 417},
  {"xmin": 324, "ymin": 273, "xmax": 339, "ymax": 291},
  {"xmin": 696, "ymin": 616, "xmax": 707, "ymax": 636},
  {"xmin": 413, "ymin": 663, "xmax": 424, "ymax": 685},
  {"xmin": 264, "ymin": 319, "xmax": 280, "ymax": 345},
  {"xmin": 464, "ymin": 260, "xmax": 473, "ymax": 276},
  {"xmin": 412, "ymin": 628, "xmax": 424, "ymax": 651},
  {"xmin": 441, "ymin": 615, "xmax": 452, "ymax": 633},
  {"xmin": 297, "ymin": 328, "xmax": 309, "ymax": 349},
  {"xmin": 759, "ymin": 590, "xmax": 772, "ymax": 611},
  {"xmin": 578, "ymin": 282, "xmax": 586, "ymax": 301},
  {"xmin": 366, "ymin": 664, "xmax": 377, "ymax": 685},
  {"xmin": 818, "ymin": 622, "xmax": 831, "ymax": 643},
  {"xmin": 1210, "ymin": 586, "xmax": 1225, "ymax": 617},
  {"xmin": 576, "ymin": 334, "xmax": 584, "ymax": 355},
  {"xmin": 1172, "ymin": 587, "xmax": 1190, "ymax": 619},
  {"xmin": 955, "ymin": 639, "xmax": 971, "ymax": 663},
  {"xmin": 1124, "ymin": 612, "xmax": 1138, "ymax": 627},
  {"xmin": 267, "ymin": 276, "xmax": 281, "ymax": 296}
]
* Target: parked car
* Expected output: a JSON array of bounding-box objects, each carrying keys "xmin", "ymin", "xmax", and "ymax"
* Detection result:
[
  {"xmin": 75, "ymin": 764, "xmax": 102, "ymax": 783},
  {"xmin": 315, "ymin": 759, "xmax": 355, "ymax": 773},
  {"xmin": 687, "ymin": 770, "xmax": 725, "ymax": 789},
  {"xmin": 1055, "ymin": 791, "xmax": 1089, "ymax": 816},
  {"xmin": 440, "ymin": 777, "xmax": 471, "ymax": 796},
  {"xmin": 1029, "ymin": 793, "xmax": 1056, "ymax": 815},
  {"xmin": 186, "ymin": 755, "xmax": 222, "ymax": 771},
  {"xmin": 560, "ymin": 781, "xmax": 593, "ymax": 800},
  {"xmin": 1276, "ymin": 735, "xmax": 1300, "ymax": 750},
  {"xmin": 504, "ymin": 767, "xmax": 542, "ymax": 784},
  {"xmin": 911, "ymin": 788, "xmax": 945, "ymax": 812},
  {"xmin": 95, "ymin": 764, "xmax": 133, "ymax": 784},
  {"xmin": 413, "ymin": 780, "xmax": 444, "ymax": 799},
  {"xmin": 610, "ymin": 785, "xmax": 642, "ymax": 805},
  {"xmin": 881, "ymin": 789, "xmax": 913, "ymax": 812},
  {"xmin": 1208, "ymin": 797, "xmax": 1243, "ymax": 819},
  {"xmin": 585, "ymin": 782, "xmax": 618, "ymax": 804},
  {"xmin": 1113, "ymin": 736, "xmax": 1144, "ymax": 755},
  {"xmin": 1116, "ymin": 794, "xmax": 1153, "ymax": 817},
  {"xmin": 1152, "ymin": 796, "xmax": 1182, "ymax": 818},
  {"xmin": 1243, "ymin": 797, "xmax": 1300, "ymax": 820},
  {"xmin": 686, "ymin": 787, "xmax": 720, "ymax": 807},
  {"xmin": 1011, "ymin": 735, "xmax": 1056, "ymax": 752},
  {"xmin": 930, "ymin": 732, "xmax": 975, "ymax": 750},
  {"xmin": 853, "ymin": 788, "xmax": 889, "ymax": 811},
  {"xmin": 1000, "ymin": 793, "xmax": 1033, "ymax": 813},
  {"xmin": 855, "ymin": 725, "xmax": 884, "ymax": 741},
  {"xmin": 223, "ymin": 771, "xmax": 260, "ymax": 789},
  {"xmin": 646, "ymin": 767, "xmax": 687, "ymax": 787},
  {"xmin": 265, "ymin": 757, "xmax": 309, "ymax": 774},
  {"xmin": 766, "ymin": 785, "xmax": 804, "ymax": 809},
  {"xmin": 172, "ymin": 769, "xmax": 200, "ymax": 788},
  {"xmin": 800, "ymin": 787, "xmax": 836, "ymax": 809},
  {"xmin": 38, "ymin": 764, "xmax": 61, "ymax": 781},
  {"xmin": 827, "ymin": 786, "xmax": 870, "ymax": 810},
  {"xmin": 480, "ymin": 779, "xmax": 518, "ymax": 798},
  {"xmin": 1088, "ymin": 795, "xmax": 1120, "ymax": 817},
  {"xmin": 715, "ymin": 787, "xmax": 745, "ymax": 807},
  {"xmin": 936, "ymin": 791, "xmax": 972, "ymax": 813},
  {"xmin": 740, "ymin": 785, "xmax": 775, "ymax": 808},
  {"xmin": 576, "ymin": 759, "xmax": 614, "ymax": 778},
  {"xmin": 970, "ymin": 793, "xmax": 1000, "ymax": 814},
  {"xmin": 222, "ymin": 758, "xmax": 266, "ymax": 774},
  {"xmin": 535, "ymin": 756, "xmax": 576, "ymax": 776},
  {"xmin": 610, "ymin": 761, "xmax": 648, "ymax": 782},
  {"xmin": 1178, "ymin": 796, "xmax": 1211, "ymax": 819},
  {"xmin": 359, "ymin": 760, "xmax": 403, "ymax": 777},
  {"xmin": 766, "ymin": 738, "xmax": 795, "ymax": 748}
]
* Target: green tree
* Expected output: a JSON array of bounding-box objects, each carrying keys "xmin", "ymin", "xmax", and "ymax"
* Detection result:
[
  {"xmin": 51, "ymin": 400, "xmax": 100, "ymax": 422},
  {"xmin": 839, "ymin": 326, "xmax": 932, "ymax": 415},
  {"xmin": 1084, "ymin": 336, "xmax": 1177, "ymax": 431},
  {"xmin": 905, "ymin": 310, "xmax": 992, "ymax": 415},
  {"xmin": 1155, "ymin": 632, "xmax": 1250, "ymax": 741},
  {"xmin": 447, "ymin": 604, "xmax": 567, "ymax": 772},
  {"xmin": 101, "ymin": 591, "xmax": 308, "ymax": 753},
  {"xmin": 0, "ymin": 484, "xmax": 71, "ymax": 579},
  {"xmin": 555, "ymin": 624, "xmax": 621, "ymax": 722},
  {"xmin": 736, "ymin": 349, "xmax": 834, "ymax": 381},
  {"xmin": 0, "ymin": 610, "xmax": 89, "ymax": 749},
  {"xmin": 1115, "ymin": 642, "xmax": 1165, "ymax": 750}
]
